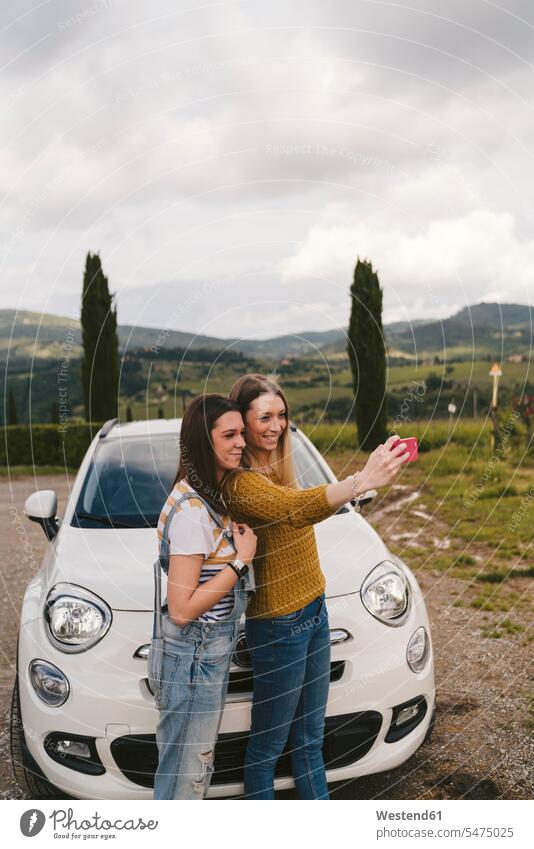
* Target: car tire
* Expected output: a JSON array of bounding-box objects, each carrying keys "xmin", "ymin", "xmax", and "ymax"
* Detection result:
[{"xmin": 10, "ymin": 676, "xmax": 71, "ymax": 800}]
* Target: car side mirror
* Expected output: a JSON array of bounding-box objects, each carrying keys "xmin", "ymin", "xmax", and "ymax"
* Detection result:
[
  {"xmin": 24, "ymin": 490, "xmax": 60, "ymax": 540},
  {"xmin": 351, "ymin": 489, "xmax": 378, "ymax": 512}
]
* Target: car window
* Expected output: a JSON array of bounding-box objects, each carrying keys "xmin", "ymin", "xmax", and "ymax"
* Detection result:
[
  {"xmin": 72, "ymin": 431, "xmax": 334, "ymax": 528},
  {"xmin": 291, "ymin": 432, "xmax": 334, "ymax": 487},
  {"xmin": 73, "ymin": 437, "xmax": 179, "ymax": 528}
]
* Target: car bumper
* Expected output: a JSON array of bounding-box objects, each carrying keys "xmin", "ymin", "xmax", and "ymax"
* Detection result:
[{"xmin": 17, "ymin": 590, "xmax": 435, "ymax": 799}]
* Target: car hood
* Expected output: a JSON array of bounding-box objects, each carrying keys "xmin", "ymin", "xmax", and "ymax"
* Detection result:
[
  {"xmin": 50, "ymin": 526, "xmax": 161, "ymax": 611},
  {"xmin": 50, "ymin": 510, "xmax": 392, "ymax": 611},
  {"xmin": 315, "ymin": 509, "xmax": 392, "ymax": 598}
]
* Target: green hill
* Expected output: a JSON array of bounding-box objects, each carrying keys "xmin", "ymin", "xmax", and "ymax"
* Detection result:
[
  {"xmin": 1, "ymin": 302, "xmax": 532, "ymax": 425},
  {"xmin": 454, "ymin": 302, "xmax": 533, "ymax": 329},
  {"xmin": 1, "ymin": 301, "xmax": 531, "ymax": 363},
  {"xmin": 387, "ymin": 303, "xmax": 532, "ymax": 359}
]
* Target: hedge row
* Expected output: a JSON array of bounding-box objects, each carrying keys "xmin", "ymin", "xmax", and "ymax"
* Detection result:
[
  {"xmin": 1, "ymin": 417, "xmax": 500, "ymax": 468},
  {"xmin": 0, "ymin": 423, "xmax": 107, "ymax": 467},
  {"xmin": 300, "ymin": 419, "xmax": 495, "ymax": 455},
  {"xmin": 3, "ymin": 421, "xmax": 354, "ymax": 467}
]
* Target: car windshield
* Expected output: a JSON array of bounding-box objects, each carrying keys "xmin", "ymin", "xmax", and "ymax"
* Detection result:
[{"xmin": 72, "ymin": 431, "xmax": 334, "ymax": 528}]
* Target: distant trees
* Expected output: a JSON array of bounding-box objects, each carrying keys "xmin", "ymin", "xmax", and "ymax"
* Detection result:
[
  {"xmin": 8, "ymin": 387, "xmax": 18, "ymax": 425},
  {"xmin": 347, "ymin": 258, "xmax": 388, "ymax": 450},
  {"xmin": 80, "ymin": 252, "xmax": 119, "ymax": 422}
]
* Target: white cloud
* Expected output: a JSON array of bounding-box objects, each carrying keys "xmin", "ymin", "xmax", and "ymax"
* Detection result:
[
  {"xmin": 280, "ymin": 168, "xmax": 534, "ymax": 319},
  {"xmin": 1, "ymin": 0, "xmax": 533, "ymax": 334}
]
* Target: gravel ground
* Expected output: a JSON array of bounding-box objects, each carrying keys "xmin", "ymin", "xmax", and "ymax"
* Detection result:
[{"xmin": 1, "ymin": 473, "xmax": 532, "ymax": 800}]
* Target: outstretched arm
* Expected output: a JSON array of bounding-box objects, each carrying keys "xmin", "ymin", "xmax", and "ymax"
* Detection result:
[
  {"xmin": 224, "ymin": 436, "xmax": 409, "ymax": 528},
  {"xmin": 325, "ymin": 435, "xmax": 410, "ymax": 508}
]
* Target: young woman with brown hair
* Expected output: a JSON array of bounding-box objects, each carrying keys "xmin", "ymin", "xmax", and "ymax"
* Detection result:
[{"xmin": 150, "ymin": 393, "xmax": 257, "ymax": 799}]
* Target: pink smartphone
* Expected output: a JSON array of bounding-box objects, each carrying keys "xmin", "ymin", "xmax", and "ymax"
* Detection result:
[{"xmin": 391, "ymin": 436, "xmax": 419, "ymax": 462}]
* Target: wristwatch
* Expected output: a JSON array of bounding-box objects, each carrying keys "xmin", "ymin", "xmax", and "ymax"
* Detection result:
[{"xmin": 227, "ymin": 558, "xmax": 249, "ymax": 579}]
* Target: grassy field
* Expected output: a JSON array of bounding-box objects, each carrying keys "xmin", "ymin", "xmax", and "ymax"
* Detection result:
[
  {"xmin": 118, "ymin": 355, "xmax": 532, "ymax": 423},
  {"xmin": 5, "ymin": 418, "xmax": 532, "ymax": 650},
  {"xmin": 320, "ymin": 419, "xmax": 533, "ymax": 645},
  {"xmin": 300, "ymin": 416, "xmax": 527, "ymax": 453},
  {"xmin": 334, "ymin": 359, "xmax": 532, "ymax": 388},
  {"xmin": 0, "ymin": 465, "xmax": 78, "ymax": 476}
]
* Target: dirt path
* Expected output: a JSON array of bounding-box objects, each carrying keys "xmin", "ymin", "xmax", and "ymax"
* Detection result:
[
  {"xmin": 327, "ymin": 470, "xmax": 533, "ymax": 801},
  {"xmin": 1, "ymin": 474, "xmax": 532, "ymax": 800}
]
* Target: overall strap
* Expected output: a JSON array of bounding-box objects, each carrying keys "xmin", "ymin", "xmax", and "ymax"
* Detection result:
[
  {"xmin": 152, "ymin": 491, "xmax": 238, "ymax": 641},
  {"xmin": 152, "ymin": 493, "xmax": 190, "ymax": 641},
  {"xmin": 196, "ymin": 494, "xmax": 236, "ymax": 551},
  {"xmin": 177, "ymin": 492, "xmax": 256, "ymax": 595}
]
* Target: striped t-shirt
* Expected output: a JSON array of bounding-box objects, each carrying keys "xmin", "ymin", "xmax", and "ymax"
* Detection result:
[{"xmin": 157, "ymin": 479, "xmax": 235, "ymax": 622}]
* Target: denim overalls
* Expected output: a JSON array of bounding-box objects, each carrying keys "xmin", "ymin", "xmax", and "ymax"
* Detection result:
[{"xmin": 148, "ymin": 492, "xmax": 255, "ymax": 800}]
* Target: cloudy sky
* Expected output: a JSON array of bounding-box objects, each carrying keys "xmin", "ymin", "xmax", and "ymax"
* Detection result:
[{"xmin": 1, "ymin": 0, "xmax": 533, "ymax": 340}]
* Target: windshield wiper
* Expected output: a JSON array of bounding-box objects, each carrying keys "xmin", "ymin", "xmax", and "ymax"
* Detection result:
[{"xmin": 73, "ymin": 512, "xmax": 139, "ymax": 529}]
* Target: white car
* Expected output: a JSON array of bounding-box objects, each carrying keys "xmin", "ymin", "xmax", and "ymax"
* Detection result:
[{"xmin": 11, "ymin": 417, "xmax": 435, "ymax": 799}]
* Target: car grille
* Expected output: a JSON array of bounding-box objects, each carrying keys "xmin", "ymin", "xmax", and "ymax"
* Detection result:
[
  {"xmin": 109, "ymin": 710, "xmax": 383, "ymax": 789},
  {"xmin": 144, "ymin": 660, "xmax": 346, "ymax": 698},
  {"xmin": 227, "ymin": 659, "xmax": 345, "ymax": 694}
]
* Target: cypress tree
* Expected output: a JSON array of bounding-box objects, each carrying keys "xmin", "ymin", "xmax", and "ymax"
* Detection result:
[
  {"xmin": 80, "ymin": 252, "xmax": 119, "ymax": 422},
  {"xmin": 347, "ymin": 258, "xmax": 388, "ymax": 450},
  {"xmin": 126, "ymin": 405, "xmax": 133, "ymax": 422},
  {"xmin": 50, "ymin": 400, "xmax": 60, "ymax": 424},
  {"xmin": 8, "ymin": 387, "xmax": 18, "ymax": 425}
]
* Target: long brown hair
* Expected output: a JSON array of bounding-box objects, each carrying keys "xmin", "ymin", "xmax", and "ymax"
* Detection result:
[
  {"xmin": 229, "ymin": 373, "xmax": 297, "ymax": 488},
  {"xmin": 174, "ymin": 393, "xmax": 242, "ymax": 513}
]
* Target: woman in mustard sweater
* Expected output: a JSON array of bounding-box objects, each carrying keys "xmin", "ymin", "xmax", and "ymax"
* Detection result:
[{"xmin": 222, "ymin": 373, "xmax": 409, "ymax": 800}]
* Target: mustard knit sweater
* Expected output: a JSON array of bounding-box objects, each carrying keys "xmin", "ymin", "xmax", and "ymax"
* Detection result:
[{"xmin": 222, "ymin": 470, "xmax": 337, "ymax": 618}]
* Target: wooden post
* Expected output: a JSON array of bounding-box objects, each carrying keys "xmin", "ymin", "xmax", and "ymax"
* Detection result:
[
  {"xmin": 521, "ymin": 395, "xmax": 532, "ymax": 450},
  {"xmin": 488, "ymin": 364, "xmax": 502, "ymax": 452},
  {"xmin": 489, "ymin": 363, "xmax": 502, "ymax": 410},
  {"xmin": 447, "ymin": 401, "xmax": 456, "ymax": 438},
  {"xmin": 489, "ymin": 406, "xmax": 500, "ymax": 452}
]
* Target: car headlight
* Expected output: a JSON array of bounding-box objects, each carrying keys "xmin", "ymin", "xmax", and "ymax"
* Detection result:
[
  {"xmin": 406, "ymin": 626, "xmax": 430, "ymax": 672},
  {"xmin": 29, "ymin": 659, "xmax": 70, "ymax": 706},
  {"xmin": 45, "ymin": 584, "xmax": 112, "ymax": 653},
  {"xmin": 361, "ymin": 560, "xmax": 410, "ymax": 626}
]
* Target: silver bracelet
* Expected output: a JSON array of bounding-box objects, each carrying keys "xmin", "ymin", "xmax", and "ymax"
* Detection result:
[{"xmin": 351, "ymin": 472, "xmax": 365, "ymax": 500}]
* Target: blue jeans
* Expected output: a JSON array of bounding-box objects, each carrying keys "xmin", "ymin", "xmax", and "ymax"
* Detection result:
[
  {"xmin": 244, "ymin": 594, "xmax": 331, "ymax": 799},
  {"xmin": 153, "ymin": 615, "xmax": 240, "ymax": 799}
]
